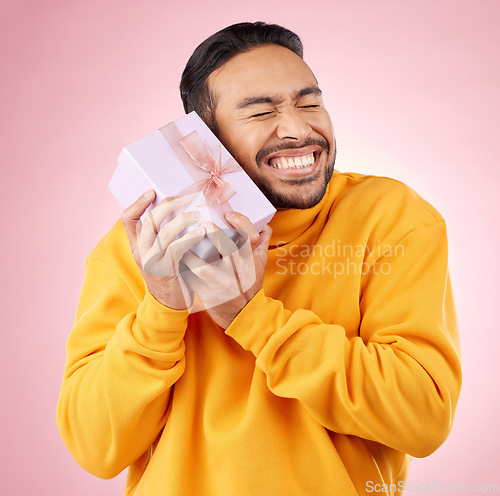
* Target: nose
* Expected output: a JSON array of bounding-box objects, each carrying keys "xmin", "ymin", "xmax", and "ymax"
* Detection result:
[{"xmin": 275, "ymin": 107, "xmax": 312, "ymax": 142}]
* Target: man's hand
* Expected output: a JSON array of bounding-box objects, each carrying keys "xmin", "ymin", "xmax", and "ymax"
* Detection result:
[
  {"xmin": 181, "ymin": 211, "xmax": 272, "ymax": 328},
  {"xmin": 121, "ymin": 190, "xmax": 206, "ymax": 310}
]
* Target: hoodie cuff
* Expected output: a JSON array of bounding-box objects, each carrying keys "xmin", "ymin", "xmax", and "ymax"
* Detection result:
[
  {"xmin": 225, "ymin": 289, "xmax": 292, "ymax": 357},
  {"xmin": 132, "ymin": 288, "xmax": 190, "ymax": 352}
]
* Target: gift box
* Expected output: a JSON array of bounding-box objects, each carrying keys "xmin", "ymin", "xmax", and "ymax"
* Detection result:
[{"xmin": 109, "ymin": 111, "xmax": 276, "ymax": 261}]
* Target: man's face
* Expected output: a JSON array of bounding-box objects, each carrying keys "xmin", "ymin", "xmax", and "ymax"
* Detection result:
[{"xmin": 209, "ymin": 44, "xmax": 336, "ymax": 210}]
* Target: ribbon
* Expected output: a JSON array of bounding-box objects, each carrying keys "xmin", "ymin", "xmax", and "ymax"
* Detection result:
[{"xmin": 159, "ymin": 122, "xmax": 243, "ymax": 225}]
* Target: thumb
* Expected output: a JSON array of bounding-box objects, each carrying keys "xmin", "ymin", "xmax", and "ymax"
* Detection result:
[
  {"xmin": 122, "ymin": 189, "xmax": 156, "ymax": 224},
  {"xmin": 121, "ymin": 189, "xmax": 156, "ymax": 257},
  {"xmin": 253, "ymin": 224, "xmax": 272, "ymax": 262}
]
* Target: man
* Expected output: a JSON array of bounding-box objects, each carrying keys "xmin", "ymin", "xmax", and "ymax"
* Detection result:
[{"xmin": 57, "ymin": 22, "xmax": 461, "ymax": 495}]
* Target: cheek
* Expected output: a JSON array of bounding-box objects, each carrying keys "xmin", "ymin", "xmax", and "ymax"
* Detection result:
[
  {"xmin": 217, "ymin": 128, "xmax": 243, "ymax": 161},
  {"xmin": 221, "ymin": 135, "xmax": 257, "ymax": 171},
  {"xmin": 237, "ymin": 148, "xmax": 260, "ymax": 173},
  {"xmin": 232, "ymin": 133, "xmax": 265, "ymax": 166},
  {"xmin": 310, "ymin": 112, "xmax": 334, "ymax": 136}
]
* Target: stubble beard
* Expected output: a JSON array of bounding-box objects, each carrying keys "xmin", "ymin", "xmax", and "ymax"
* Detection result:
[{"xmin": 253, "ymin": 139, "xmax": 336, "ymax": 210}]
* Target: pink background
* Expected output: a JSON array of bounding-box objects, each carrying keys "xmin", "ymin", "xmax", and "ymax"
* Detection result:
[{"xmin": 1, "ymin": 0, "xmax": 498, "ymax": 494}]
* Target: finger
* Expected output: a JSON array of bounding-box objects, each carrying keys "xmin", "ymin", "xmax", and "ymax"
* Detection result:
[
  {"xmin": 139, "ymin": 211, "xmax": 204, "ymax": 273},
  {"xmin": 181, "ymin": 259, "xmax": 240, "ymax": 310},
  {"xmin": 141, "ymin": 224, "xmax": 206, "ymax": 278},
  {"xmin": 180, "ymin": 248, "xmax": 207, "ymax": 272},
  {"xmin": 140, "ymin": 210, "xmax": 201, "ymax": 260},
  {"xmin": 140, "ymin": 196, "xmax": 187, "ymax": 247},
  {"xmin": 202, "ymin": 221, "xmax": 238, "ymax": 258},
  {"xmin": 181, "ymin": 248, "xmax": 232, "ymax": 284},
  {"xmin": 165, "ymin": 226, "xmax": 207, "ymax": 268},
  {"xmin": 182, "ymin": 244, "xmax": 243, "ymax": 295},
  {"xmin": 224, "ymin": 211, "xmax": 260, "ymax": 249},
  {"xmin": 227, "ymin": 236, "xmax": 256, "ymax": 293},
  {"xmin": 141, "ymin": 223, "xmax": 206, "ymax": 276},
  {"xmin": 121, "ymin": 189, "xmax": 156, "ymax": 253},
  {"xmin": 158, "ymin": 210, "xmax": 202, "ymax": 246},
  {"xmin": 139, "ymin": 209, "xmax": 202, "ymax": 259}
]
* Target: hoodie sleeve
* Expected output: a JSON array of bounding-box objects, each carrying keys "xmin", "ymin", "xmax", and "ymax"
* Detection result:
[
  {"xmin": 57, "ymin": 252, "xmax": 189, "ymax": 479},
  {"xmin": 225, "ymin": 221, "xmax": 461, "ymax": 458}
]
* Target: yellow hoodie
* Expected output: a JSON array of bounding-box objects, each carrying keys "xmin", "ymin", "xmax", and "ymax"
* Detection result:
[{"xmin": 57, "ymin": 171, "xmax": 461, "ymax": 495}]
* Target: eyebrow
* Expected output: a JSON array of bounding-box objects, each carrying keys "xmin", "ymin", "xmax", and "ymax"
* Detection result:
[{"xmin": 235, "ymin": 86, "xmax": 322, "ymax": 109}]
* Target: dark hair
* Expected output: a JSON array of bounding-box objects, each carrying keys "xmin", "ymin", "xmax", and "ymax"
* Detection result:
[{"xmin": 180, "ymin": 22, "xmax": 303, "ymax": 133}]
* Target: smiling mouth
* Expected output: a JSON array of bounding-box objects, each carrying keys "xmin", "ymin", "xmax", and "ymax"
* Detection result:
[{"xmin": 267, "ymin": 152, "xmax": 318, "ymax": 170}]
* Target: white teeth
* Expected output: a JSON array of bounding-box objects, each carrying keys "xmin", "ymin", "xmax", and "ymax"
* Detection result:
[{"xmin": 269, "ymin": 152, "xmax": 315, "ymax": 170}]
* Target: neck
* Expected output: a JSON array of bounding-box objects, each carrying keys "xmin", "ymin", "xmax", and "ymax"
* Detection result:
[{"xmin": 268, "ymin": 179, "xmax": 336, "ymax": 247}]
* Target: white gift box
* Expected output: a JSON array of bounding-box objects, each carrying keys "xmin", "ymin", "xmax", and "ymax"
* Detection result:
[{"xmin": 109, "ymin": 111, "xmax": 276, "ymax": 261}]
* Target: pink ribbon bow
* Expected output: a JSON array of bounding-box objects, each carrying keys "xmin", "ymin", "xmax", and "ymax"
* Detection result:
[
  {"xmin": 179, "ymin": 131, "xmax": 240, "ymax": 206},
  {"xmin": 159, "ymin": 123, "xmax": 243, "ymax": 218}
]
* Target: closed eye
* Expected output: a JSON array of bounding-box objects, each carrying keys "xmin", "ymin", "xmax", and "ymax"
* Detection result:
[
  {"xmin": 251, "ymin": 111, "xmax": 274, "ymax": 118},
  {"xmin": 298, "ymin": 105, "xmax": 320, "ymax": 109}
]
